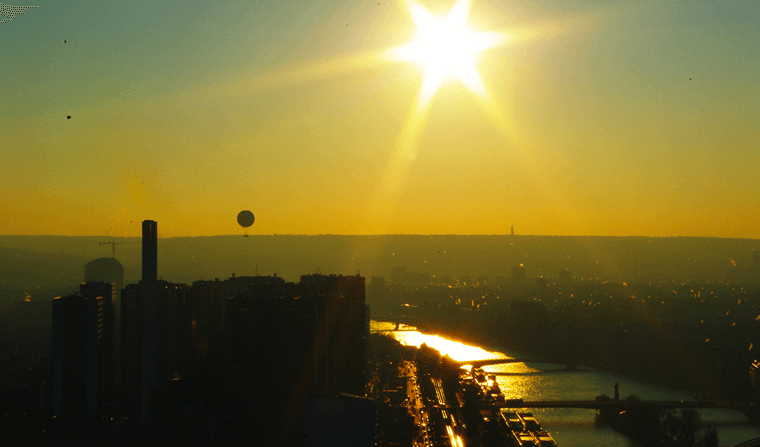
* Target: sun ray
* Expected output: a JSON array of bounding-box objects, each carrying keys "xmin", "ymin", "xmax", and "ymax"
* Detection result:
[
  {"xmin": 363, "ymin": 83, "xmax": 434, "ymax": 229},
  {"xmin": 419, "ymin": 67, "xmax": 447, "ymax": 109},
  {"xmin": 358, "ymin": 0, "xmax": 515, "ymax": 232},
  {"xmin": 193, "ymin": 0, "xmax": 568, "ymax": 233},
  {"xmin": 452, "ymin": 61, "xmax": 487, "ymax": 98},
  {"xmin": 407, "ymin": 1, "xmax": 439, "ymax": 30},
  {"xmin": 445, "ymin": 0, "xmax": 471, "ymax": 30}
]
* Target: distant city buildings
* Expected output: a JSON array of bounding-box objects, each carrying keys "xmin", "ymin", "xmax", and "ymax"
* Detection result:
[
  {"xmin": 50, "ymin": 219, "xmax": 372, "ymax": 445},
  {"xmin": 512, "ymin": 264, "xmax": 526, "ymax": 280},
  {"xmin": 392, "ymin": 267, "xmax": 430, "ymax": 284}
]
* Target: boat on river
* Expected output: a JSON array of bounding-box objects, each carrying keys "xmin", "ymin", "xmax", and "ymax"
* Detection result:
[
  {"xmin": 534, "ymin": 430, "xmax": 557, "ymax": 447},
  {"xmin": 512, "ymin": 430, "xmax": 539, "ymax": 447},
  {"xmin": 501, "ymin": 411, "xmax": 525, "ymax": 431},
  {"xmin": 518, "ymin": 412, "xmax": 542, "ymax": 431}
]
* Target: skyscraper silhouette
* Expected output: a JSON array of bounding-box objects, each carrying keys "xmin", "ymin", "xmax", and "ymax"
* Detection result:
[
  {"xmin": 52, "ymin": 294, "xmax": 104, "ymax": 418},
  {"xmin": 84, "ymin": 257, "xmax": 123, "ymax": 308},
  {"xmin": 141, "ymin": 220, "xmax": 158, "ymax": 417},
  {"xmin": 79, "ymin": 281, "xmax": 116, "ymax": 398}
]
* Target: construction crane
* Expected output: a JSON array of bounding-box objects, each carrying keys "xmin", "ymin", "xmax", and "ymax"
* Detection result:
[{"xmin": 99, "ymin": 238, "xmax": 140, "ymax": 258}]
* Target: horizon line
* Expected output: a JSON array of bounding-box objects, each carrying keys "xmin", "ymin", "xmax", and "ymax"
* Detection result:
[{"xmin": 0, "ymin": 234, "xmax": 758, "ymax": 240}]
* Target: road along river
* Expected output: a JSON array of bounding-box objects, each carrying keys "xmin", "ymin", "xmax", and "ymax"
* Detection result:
[{"xmin": 372, "ymin": 321, "xmax": 760, "ymax": 447}]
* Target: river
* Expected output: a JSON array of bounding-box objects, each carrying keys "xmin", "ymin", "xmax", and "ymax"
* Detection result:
[{"xmin": 371, "ymin": 321, "xmax": 760, "ymax": 447}]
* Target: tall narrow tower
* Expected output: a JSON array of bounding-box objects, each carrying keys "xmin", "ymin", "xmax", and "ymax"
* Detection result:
[
  {"xmin": 142, "ymin": 220, "xmax": 157, "ymax": 284},
  {"xmin": 141, "ymin": 220, "xmax": 158, "ymax": 417}
]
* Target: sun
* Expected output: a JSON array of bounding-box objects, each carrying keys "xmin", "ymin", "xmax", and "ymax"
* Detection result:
[
  {"xmin": 355, "ymin": 0, "xmax": 515, "ymax": 233},
  {"xmin": 386, "ymin": 0, "xmax": 508, "ymax": 106},
  {"xmin": 233, "ymin": 0, "xmax": 521, "ymax": 232}
]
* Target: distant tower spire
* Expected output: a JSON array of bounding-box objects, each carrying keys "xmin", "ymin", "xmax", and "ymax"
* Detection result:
[{"xmin": 511, "ymin": 223, "xmax": 514, "ymax": 236}]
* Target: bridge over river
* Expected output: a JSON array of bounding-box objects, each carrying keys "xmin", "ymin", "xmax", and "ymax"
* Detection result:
[
  {"xmin": 433, "ymin": 400, "xmax": 755, "ymax": 411},
  {"xmin": 458, "ymin": 358, "xmax": 576, "ymax": 368}
]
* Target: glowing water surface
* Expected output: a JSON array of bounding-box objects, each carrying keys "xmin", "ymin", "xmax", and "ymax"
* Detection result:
[{"xmin": 372, "ymin": 320, "xmax": 760, "ymax": 447}]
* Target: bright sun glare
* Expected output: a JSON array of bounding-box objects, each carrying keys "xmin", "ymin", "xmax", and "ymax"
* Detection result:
[
  {"xmin": 241, "ymin": 0, "xmax": 524, "ymax": 232},
  {"xmin": 360, "ymin": 0, "xmax": 513, "ymax": 231},
  {"xmin": 387, "ymin": 0, "xmax": 508, "ymax": 106}
]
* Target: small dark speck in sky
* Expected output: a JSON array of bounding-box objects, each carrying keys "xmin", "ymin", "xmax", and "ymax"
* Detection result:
[
  {"xmin": 67, "ymin": 116, "xmax": 71, "ymax": 119},
  {"xmin": 689, "ymin": 78, "xmax": 692, "ymax": 80},
  {"xmin": 64, "ymin": 40, "xmax": 66, "ymax": 43}
]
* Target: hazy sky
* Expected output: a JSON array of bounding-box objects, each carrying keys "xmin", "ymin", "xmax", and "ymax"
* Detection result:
[{"xmin": 3, "ymin": 0, "xmax": 759, "ymax": 237}]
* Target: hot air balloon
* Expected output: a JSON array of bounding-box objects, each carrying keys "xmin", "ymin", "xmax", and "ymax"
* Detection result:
[{"xmin": 237, "ymin": 210, "xmax": 255, "ymax": 236}]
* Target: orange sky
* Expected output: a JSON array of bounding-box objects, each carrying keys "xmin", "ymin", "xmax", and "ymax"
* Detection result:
[{"xmin": 3, "ymin": 0, "xmax": 759, "ymax": 237}]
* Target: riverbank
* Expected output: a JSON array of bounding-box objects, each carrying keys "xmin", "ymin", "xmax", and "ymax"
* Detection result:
[
  {"xmin": 400, "ymin": 320, "xmax": 729, "ymax": 401},
  {"xmin": 377, "ymin": 319, "xmax": 760, "ymax": 447}
]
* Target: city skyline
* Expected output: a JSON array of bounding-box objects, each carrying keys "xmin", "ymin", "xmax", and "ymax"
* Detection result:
[{"xmin": 3, "ymin": 0, "xmax": 759, "ymax": 237}]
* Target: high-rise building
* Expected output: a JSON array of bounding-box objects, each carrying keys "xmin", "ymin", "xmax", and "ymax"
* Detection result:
[
  {"xmin": 299, "ymin": 274, "xmax": 368, "ymax": 396},
  {"xmin": 79, "ymin": 282, "xmax": 116, "ymax": 398},
  {"xmin": 141, "ymin": 220, "xmax": 158, "ymax": 417},
  {"xmin": 84, "ymin": 257, "xmax": 123, "ymax": 307},
  {"xmin": 119, "ymin": 220, "xmax": 162, "ymax": 416},
  {"xmin": 52, "ymin": 294, "xmax": 104, "ymax": 418},
  {"xmin": 142, "ymin": 220, "xmax": 157, "ymax": 284},
  {"xmin": 226, "ymin": 273, "xmax": 368, "ymax": 445},
  {"xmin": 187, "ymin": 280, "xmax": 226, "ymax": 362},
  {"xmin": 84, "ymin": 258, "xmax": 124, "ymax": 377},
  {"xmin": 122, "ymin": 280, "xmax": 190, "ymax": 415},
  {"xmin": 120, "ymin": 283, "xmax": 142, "ymax": 414},
  {"xmin": 156, "ymin": 282, "xmax": 188, "ymax": 382}
]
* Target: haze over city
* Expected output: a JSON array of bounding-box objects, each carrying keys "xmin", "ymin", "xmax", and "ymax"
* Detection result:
[
  {"xmin": 4, "ymin": 2, "xmax": 760, "ymax": 446},
  {"xmin": 3, "ymin": 0, "xmax": 759, "ymax": 237}
]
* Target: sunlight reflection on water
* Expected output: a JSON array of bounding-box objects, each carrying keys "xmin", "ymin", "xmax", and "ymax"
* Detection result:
[{"xmin": 370, "ymin": 320, "xmax": 760, "ymax": 447}]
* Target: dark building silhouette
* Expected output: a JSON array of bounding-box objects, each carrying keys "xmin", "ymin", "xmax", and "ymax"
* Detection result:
[
  {"xmin": 120, "ymin": 283, "xmax": 142, "ymax": 414},
  {"xmin": 141, "ymin": 220, "xmax": 158, "ymax": 417},
  {"xmin": 142, "ymin": 220, "xmax": 157, "ymax": 284},
  {"xmin": 120, "ymin": 221, "xmax": 197, "ymax": 417},
  {"xmin": 186, "ymin": 280, "xmax": 226, "ymax": 362},
  {"xmin": 222, "ymin": 272, "xmax": 284, "ymax": 299},
  {"xmin": 79, "ymin": 282, "xmax": 116, "ymax": 399},
  {"xmin": 84, "ymin": 257, "xmax": 123, "ymax": 307},
  {"xmin": 156, "ymin": 282, "xmax": 189, "ymax": 383},
  {"xmin": 303, "ymin": 393, "xmax": 375, "ymax": 447},
  {"xmin": 52, "ymin": 294, "xmax": 105, "ymax": 418},
  {"xmin": 84, "ymin": 258, "xmax": 124, "ymax": 377},
  {"xmin": 226, "ymin": 273, "xmax": 368, "ymax": 445},
  {"xmin": 119, "ymin": 220, "xmax": 162, "ymax": 416},
  {"xmin": 122, "ymin": 280, "xmax": 192, "ymax": 415}
]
